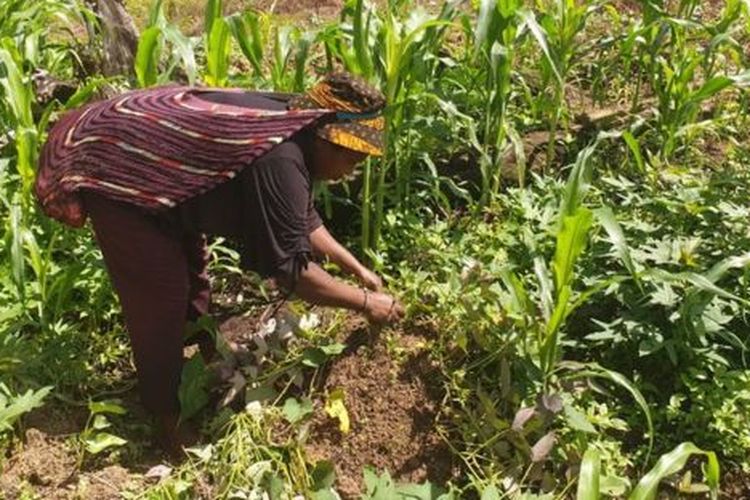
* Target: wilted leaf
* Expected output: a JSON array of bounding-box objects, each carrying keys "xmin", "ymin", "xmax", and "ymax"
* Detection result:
[
  {"xmin": 540, "ymin": 393, "xmax": 563, "ymax": 414},
  {"xmin": 512, "ymin": 407, "xmax": 536, "ymax": 431},
  {"xmin": 531, "ymin": 432, "xmax": 556, "ymax": 463},
  {"xmin": 145, "ymin": 464, "xmax": 173, "ymax": 481},
  {"xmin": 324, "ymin": 388, "xmax": 350, "ymax": 434}
]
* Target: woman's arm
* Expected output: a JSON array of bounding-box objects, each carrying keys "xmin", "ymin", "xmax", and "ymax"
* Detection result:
[
  {"xmin": 309, "ymin": 225, "xmax": 382, "ymax": 291},
  {"xmin": 276, "ymin": 262, "xmax": 403, "ymax": 324}
]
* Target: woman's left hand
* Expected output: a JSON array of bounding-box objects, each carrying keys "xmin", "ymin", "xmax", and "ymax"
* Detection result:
[{"xmin": 356, "ymin": 266, "xmax": 383, "ymax": 291}]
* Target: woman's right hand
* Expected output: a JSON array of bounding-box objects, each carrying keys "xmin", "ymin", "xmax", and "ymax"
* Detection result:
[{"xmin": 363, "ymin": 291, "xmax": 405, "ymax": 325}]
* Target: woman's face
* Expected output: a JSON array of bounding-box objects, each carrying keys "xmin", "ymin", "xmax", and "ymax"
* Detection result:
[{"xmin": 309, "ymin": 136, "xmax": 368, "ymax": 181}]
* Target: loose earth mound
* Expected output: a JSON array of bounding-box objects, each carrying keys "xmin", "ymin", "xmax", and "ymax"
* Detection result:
[{"xmin": 304, "ymin": 322, "xmax": 458, "ymax": 498}]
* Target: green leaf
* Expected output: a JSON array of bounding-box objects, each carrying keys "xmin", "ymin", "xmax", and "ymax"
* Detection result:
[
  {"xmin": 622, "ymin": 131, "xmax": 646, "ymax": 173},
  {"xmin": 204, "ymin": 0, "xmax": 222, "ymax": 37},
  {"xmin": 91, "ymin": 414, "xmax": 111, "ymax": 431},
  {"xmin": 475, "ymin": 0, "xmax": 497, "ymax": 55},
  {"xmin": 594, "ymin": 206, "xmax": 641, "ymax": 287},
  {"xmin": 517, "ymin": 9, "xmax": 561, "ymax": 84},
  {"xmin": 0, "ymin": 385, "xmax": 51, "ymax": 432},
  {"xmin": 282, "ymin": 397, "xmax": 313, "ymax": 424},
  {"xmin": 311, "ymin": 460, "xmax": 336, "ymax": 490},
  {"xmin": 629, "ymin": 443, "xmax": 718, "ymax": 500},
  {"xmin": 552, "ymin": 208, "xmax": 594, "ymax": 296},
  {"xmin": 481, "ymin": 485, "xmax": 502, "ymax": 500},
  {"xmin": 228, "ymin": 11, "xmax": 264, "ymax": 75},
  {"xmin": 84, "ymin": 432, "xmax": 127, "ymax": 454},
  {"xmin": 135, "ymin": 26, "xmax": 162, "ymax": 88},
  {"xmin": 163, "ymin": 25, "xmax": 197, "ymax": 86},
  {"xmin": 564, "ymin": 363, "xmax": 654, "ymax": 460},
  {"xmin": 178, "ymin": 355, "xmax": 211, "ymax": 422},
  {"xmin": 245, "ymin": 384, "xmax": 277, "ymax": 402},
  {"xmin": 364, "ymin": 469, "xmax": 398, "ymax": 499},
  {"xmin": 577, "ymin": 447, "xmax": 601, "ymax": 500},
  {"xmin": 302, "ymin": 345, "xmax": 343, "ymax": 367},
  {"xmin": 206, "ymin": 17, "xmax": 232, "ymax": 87},
  {"xmin": 320, "ymin": 343, "xmax": 346, "ymax": 356},
  {"xmin": 600, "ymin": 475, "xmax": 630, "ymax": 496},
  {"xmin": 564, "ymin": 403, "xmax": 596, "ymax": 434},
  {"xmin": 88, "ymin": 400, "xmax": 127, "ymax": 416}
]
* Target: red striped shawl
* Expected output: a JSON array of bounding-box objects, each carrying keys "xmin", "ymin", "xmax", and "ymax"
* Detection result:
[{"xmin": 35, "ymin": 86, "xmax": 333, "ymax": 228}]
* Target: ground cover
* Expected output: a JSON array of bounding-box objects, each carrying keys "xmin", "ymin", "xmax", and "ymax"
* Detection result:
[{"xmin": 1, "ymin": 0, "xmax": 750, "ymax": 498}]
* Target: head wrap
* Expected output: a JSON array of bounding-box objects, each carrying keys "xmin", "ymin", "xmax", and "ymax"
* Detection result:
[{"xmin": 289, "ymin": 72, "xmax": 386, "ymax": 156}]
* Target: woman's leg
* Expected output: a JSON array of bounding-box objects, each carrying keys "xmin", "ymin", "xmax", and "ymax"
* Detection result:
[{"xmin": 83, "ymin": 192, "xmax": 188, "ymax": 417}]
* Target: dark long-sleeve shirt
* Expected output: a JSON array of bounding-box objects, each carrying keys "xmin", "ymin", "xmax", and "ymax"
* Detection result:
[{"xmin": 160, "ymin": 92, "xmax": 322, "ymax": 280}]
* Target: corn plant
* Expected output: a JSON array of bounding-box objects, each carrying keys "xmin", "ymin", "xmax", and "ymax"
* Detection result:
[
  {"xmin": 324, "ymin": 0, "xmax": 458, "ymax": 250},
  {"xmin": 0, "ymin": 41, "xmax": 36, "ymax": 204},
  {"xmin": 623, "ymin": 0, "xmax": 750, "ymax": 158},
  {"xmin": 225, "ymin": 7, "xmax": 313, "ymax": 91},
  {"xmin": 134, "ymin": 0, "xmax": 197, "ymax": 87},
  {"xmin": 533, "ymin": 0, "xmax": 597, "ymax": 169},
  {"xmin": 576, "ymin": 442, "xmax": 719, "ymax": 500}
]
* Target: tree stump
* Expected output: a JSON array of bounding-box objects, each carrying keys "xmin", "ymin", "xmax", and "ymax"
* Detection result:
[{"xmin": 94, "ymin": 0, "xmax": 139, "ymax": 78}]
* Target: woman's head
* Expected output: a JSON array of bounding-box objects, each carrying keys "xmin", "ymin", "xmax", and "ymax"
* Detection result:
[
  {"xmin": 306, "ymin": 134, "xmax": 368, "ymax": 180},
  {"xmin": 289, "ymin": 72, "xmax": 385, "ymax": 180}
]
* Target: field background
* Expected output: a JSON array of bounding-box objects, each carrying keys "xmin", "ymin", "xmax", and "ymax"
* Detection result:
[{"xmin": 1, "ymin": 0, "xmax": 750, "ymax": 498}]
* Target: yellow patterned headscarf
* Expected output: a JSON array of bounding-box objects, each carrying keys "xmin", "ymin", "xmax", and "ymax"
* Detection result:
[{"xmin": 288, "ymin": 72, "xmax": 386, "ymax": 157}]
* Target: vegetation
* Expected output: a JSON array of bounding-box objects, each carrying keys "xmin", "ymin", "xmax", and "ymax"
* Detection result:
[{"xmin": 1, "ymin": 0, "xmax": 750, "ymax": 497}]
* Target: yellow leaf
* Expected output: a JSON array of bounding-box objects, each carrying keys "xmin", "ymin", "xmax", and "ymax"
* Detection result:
[{"xmin": 324, "ymin": 388, "xmax": 350, "ymax": 434}]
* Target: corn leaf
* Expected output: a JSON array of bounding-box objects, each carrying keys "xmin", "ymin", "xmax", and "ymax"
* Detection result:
[
  {"xmin": 204, "ymin": 0, "xmax": 222, "ymax": 39},
  {"xmin": 553, "ymin": 207, "xmax": 593, "ymax": 294},
  {"xmin": 628, "ymin": 443, "xmax": 718, "ymax": 500},
  {"xmin": 206, "ymin": 17, "xmax": 231, "ymax": 87},
  {"xmin": 135, "ymin": 26, "xmax": 162, "ymax": 88},
  {"xmin": 564, "ymin": 362, "xmax": 654, "ymax": 461},
  {"xmin": 594, "ymin": 206, "xmax": 641, "ymax": 288},
  {"xmin": 577, "ymin": 447, "xmax": 601, "ymax": 500}
]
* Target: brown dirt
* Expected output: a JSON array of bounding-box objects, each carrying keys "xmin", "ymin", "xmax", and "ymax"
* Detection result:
[
  {"xmin": 304, "ymin": 322, "xmax": 458, "ymax": 498},
  {"xmin": 721, "ymin": 467, "xmax": 750, "ymax": 499},
  {"xmin": 0, "ymin": 427, "xmax": 145, "ymax": 499},
  {"xmin": 254, "ymin": 0, "xmax": 344, "ymax": 19},
  {"xmin": 0, "ymin": 395, "xmax": 171, "ymax": 499}
]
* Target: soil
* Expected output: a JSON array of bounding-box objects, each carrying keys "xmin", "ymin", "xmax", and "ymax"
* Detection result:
[
  {"xmin": 0, "ymin": 425, "xmax": 146, "ymax": 500},
  {"xmin": 253, "ymin": 0, "xmax": 343, "ymax": 19},
  {"xmin": 304, "ymin": 321, "xmax": 459, "ymax": 498},
  {"xmin": 0, "ymin": 394, "xmax": 172, "ymax": 499},
  {"xmin": 721, "ymin": 466, "xmax": 750, "ymax": 499}
]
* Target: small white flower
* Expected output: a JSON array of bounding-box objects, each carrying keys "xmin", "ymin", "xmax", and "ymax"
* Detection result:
[
  {"xmin": 245, "ymin": 400, "xmax": 263, "ymax": 419},
  {"xmin": 299, "ymin": 313, "xmax": 320, "ymax": 331},
  {"xmin": 236, "ymin": 292, "xmax": 244, "ymax": 304},
  {"xmin": 260, "ymin": 318, "xmax": 276, "ymax": 336}
]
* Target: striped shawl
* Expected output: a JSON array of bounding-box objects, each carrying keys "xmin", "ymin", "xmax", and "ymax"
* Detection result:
[{"xmin": 35, "ymin": 86, "xmax": 332, "ymax": 228}]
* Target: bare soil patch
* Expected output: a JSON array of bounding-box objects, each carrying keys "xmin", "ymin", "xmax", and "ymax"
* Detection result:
[
  {"xmin": 305, "ymin": 323, "xmax": 458, "ymax": 498},
  {"xmin": 0, "ymin": 427, "xmax": 145, "ymax": 499}
]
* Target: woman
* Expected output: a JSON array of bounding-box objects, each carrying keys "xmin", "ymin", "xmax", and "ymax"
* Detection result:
[{"xmin": 35, "ymin": 72, "xmax": 405, "ymax": 453}]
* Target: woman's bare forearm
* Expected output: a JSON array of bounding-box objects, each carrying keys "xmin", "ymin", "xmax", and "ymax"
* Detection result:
[
  {"xmin": 276, "ymin": 261, "xmax": 365, "ymax": 311},
  {"xmin": 309, "ymin": 225, "xmax": 364, "ymax": 276}
]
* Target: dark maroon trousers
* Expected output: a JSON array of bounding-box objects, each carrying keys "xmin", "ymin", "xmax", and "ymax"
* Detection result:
[{"xmin": 83, "ymin": 192, "xmax": 210, "ymax": 415}]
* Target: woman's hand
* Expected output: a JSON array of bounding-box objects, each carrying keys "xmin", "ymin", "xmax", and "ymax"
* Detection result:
[
  {"xmin": 356, "ymin": 266, "xmax": 383, "ymax": 291},
  {"xmin": 363, "ymin": 290, "xmax": 405, "ymax": 325}
]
